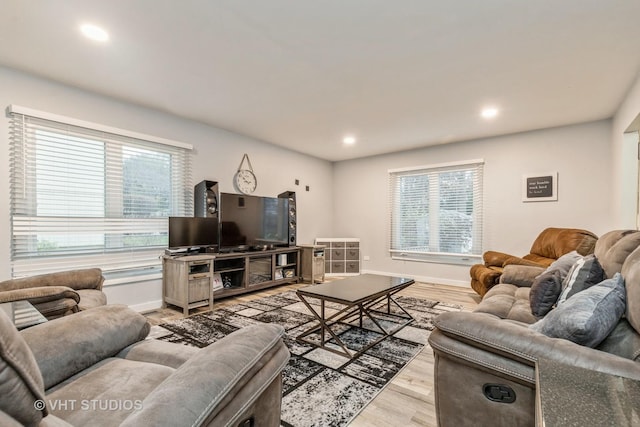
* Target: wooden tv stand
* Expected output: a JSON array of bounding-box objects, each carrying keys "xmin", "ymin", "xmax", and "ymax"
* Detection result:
[
  {"xmin": 213, "ymin": 246, "xmax": 301, "ymax": 299},
  {"xmin": 163, "ymin": 247, "xmax": 300, "ymax": 314}
]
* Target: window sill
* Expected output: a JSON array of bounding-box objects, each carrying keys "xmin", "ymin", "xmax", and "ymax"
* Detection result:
[{"xmin": 391, "ymin": 252, "xmax": 481, "ymax": 266}]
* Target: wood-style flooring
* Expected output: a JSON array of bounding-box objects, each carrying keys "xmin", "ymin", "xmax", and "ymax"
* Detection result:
[{"xmin": 144, "ymin": 279, "xmax": 481, "ymax": 426}]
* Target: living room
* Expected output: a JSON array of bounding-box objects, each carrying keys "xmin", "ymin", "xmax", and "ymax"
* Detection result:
[{"xmin": 1, "ymin": 2, "xmax": 640, "ymax": 426}]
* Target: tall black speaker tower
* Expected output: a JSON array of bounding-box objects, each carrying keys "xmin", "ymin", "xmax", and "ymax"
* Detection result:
[
  {"xmin": 194, "ymin": 180, "xmax": 219, "ymax": 219},
  {"xmin": 278, "ymin": 191, "xmax": 296, "ymax": 246}
]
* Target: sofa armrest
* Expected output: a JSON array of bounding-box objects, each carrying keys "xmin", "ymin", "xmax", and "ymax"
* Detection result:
[
  {"xmin": 0, "ymin": 269, "xmax": 104, "ymax": 292},
  {"xmin": 20, "ymin": 305, "xmax": 149, "ymax": 389},
  {"xmin": 499, "ymin": 265, "xmax": 545, "ymax": 287},
  {"xmin": 483, "ymin": 251, "xmax": 514, "ymax": 267},
  {"xmin": 430, "ymin": 312, "xmax": 640, "ymax": 382},
  {"xmin": 0, "ymin": 287, "xmax": 80, "ymax": 306},
  {"xmin": 502, "ymin": 256, "xmax": 545, "ymax": 268},
  {"xmin": 121, "ymin": 324, "xmax": 290, "ymax": 427}
]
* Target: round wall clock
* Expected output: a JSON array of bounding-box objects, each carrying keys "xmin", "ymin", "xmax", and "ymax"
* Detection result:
[{"xmin": 234, "ymin": 153, "xmax": 257, "ymax": 194}]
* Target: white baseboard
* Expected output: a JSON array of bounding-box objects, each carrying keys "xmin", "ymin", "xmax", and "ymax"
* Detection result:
[
  {"xmin": 129, "ymin": 300, "xmax": 164, "ymax": 314},
  {"xmin": 361, "ymin": 269, "xmax": 469, "ymax": 288}
]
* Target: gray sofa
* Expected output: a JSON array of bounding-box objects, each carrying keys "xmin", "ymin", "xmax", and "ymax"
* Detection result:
[
  {"xmin": 428, "ymin": 230, "xmax": 640, "ymax": 426},
  {"xmin": 0, "ymin": 304, "xmax": 290, "ymax": 426},
  {"xmin": 0, "ymin": 269, "xmax": 107, "ymax": 319}
]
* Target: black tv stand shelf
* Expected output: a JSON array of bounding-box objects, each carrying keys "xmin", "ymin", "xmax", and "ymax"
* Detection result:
[{"xmin": 213, "ymin": 247, "xmax": 301, "ymax": 299}]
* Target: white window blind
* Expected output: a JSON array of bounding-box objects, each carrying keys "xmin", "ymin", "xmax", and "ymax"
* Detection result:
[
  {"xmin": 389, "ymin": 160, "xmax": 484, "ymax": 263},
  {"xmin": 8, "ymin": 106, "xmax": 193, "ymax": 278}
]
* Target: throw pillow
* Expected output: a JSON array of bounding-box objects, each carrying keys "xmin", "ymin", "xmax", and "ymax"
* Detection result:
[
  {"xmin": 546, "ymin": 250, "xmax": 582, "ymax": 279},
  {"xmin": 529, "ymin": 273, "xmax": 626, "ymax": 347},
  {"xmin": 556, "ymin": 254, "xmax": 605, "ymax": 304},
  {"xmin": 529, "ymin": 269, "xmax": 564, "ymax": 318}
]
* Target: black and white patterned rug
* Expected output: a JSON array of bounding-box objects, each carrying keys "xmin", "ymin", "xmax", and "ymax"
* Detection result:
[{"xmin": 151, "ymin": 289, "xmax": 462, "ymax": 427}]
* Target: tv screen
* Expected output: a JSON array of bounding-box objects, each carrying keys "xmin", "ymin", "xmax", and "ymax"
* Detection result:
[
  {"xmin": 220, "ymin": 193, "xmax": 289, "ymax": 250},
  {"xmin": 168, "ymin": 217, "xmax": 219, "ymax": 249}
]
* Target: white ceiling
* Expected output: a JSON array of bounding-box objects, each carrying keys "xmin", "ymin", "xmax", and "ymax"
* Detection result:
[{"xmin": 1, "ymin": 1, "xmax": 640, "ymax": 161}]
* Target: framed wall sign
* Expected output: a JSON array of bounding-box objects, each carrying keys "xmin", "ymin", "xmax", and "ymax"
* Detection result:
[{"xmin": 522, "ymin": 172, "xmax": 558, "ymax": 202}]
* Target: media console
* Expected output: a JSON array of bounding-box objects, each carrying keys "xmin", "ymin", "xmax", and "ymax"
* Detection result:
[
  {"xmin": 213, "ymin": 246, "xmax": 300, "ymax": 299},
  {"xmin": 162, "ymin": 247, "xmax": 301, "ymax": 314}
]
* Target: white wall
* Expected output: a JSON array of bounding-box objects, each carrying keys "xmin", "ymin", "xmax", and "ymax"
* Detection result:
[
  {"xmin": 333, "ymin": 120, "xmax": 614, "ymax": 286},
  {"xmin": 612, "ymin": 71, "xmax": 640, "ymax": 229},
  {"xmin": 0, "ymin": 66, "xmax": 333, "ymax": 310}
]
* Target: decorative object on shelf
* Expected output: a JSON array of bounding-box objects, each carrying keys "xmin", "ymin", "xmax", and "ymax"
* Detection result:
[
  {"xmin": 234, "ymin": 153, "xmax": 257, "ymax": 194},
  {"xmin": 522, "ymin": 172, "xmax": 558, "ymax": 202}
]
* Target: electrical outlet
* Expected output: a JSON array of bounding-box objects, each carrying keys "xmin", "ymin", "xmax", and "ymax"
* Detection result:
[{"xmin": 363, "ymin": 255, "xmax": 370, "ymax": 261}]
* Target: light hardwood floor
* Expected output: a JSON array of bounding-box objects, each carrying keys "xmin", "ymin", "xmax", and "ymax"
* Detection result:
[{"xmin": 144, "ymin": 280, "xmax": 481, "ymax": 426}]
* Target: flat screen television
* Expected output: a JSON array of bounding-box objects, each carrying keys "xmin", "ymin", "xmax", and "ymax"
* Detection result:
[
  {"xmin": 168, "ymin": 217, "xmax": 219, "ymax": 250},
  {"xmin": 220, "ymin": 193, "xmax": 289, "ymax": 251}
]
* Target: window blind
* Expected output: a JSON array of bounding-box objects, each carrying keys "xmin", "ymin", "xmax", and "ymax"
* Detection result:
[
  {"xmin": 9, "ymin": 107, "xmax": 193, "ymax": 278},
  {"xmin": 389, "ymin": 160, "xmax": 483, "ymax": 262}
]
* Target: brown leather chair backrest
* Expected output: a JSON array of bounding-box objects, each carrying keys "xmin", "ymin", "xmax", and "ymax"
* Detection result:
[{"xmin": 529, "ymin": 227, "xmax": 598, "ymax": 260}]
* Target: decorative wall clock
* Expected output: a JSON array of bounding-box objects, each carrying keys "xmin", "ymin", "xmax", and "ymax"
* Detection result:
[{"xmin": 234, "ymin": 153, "xmax": 257, "ymax": 194}]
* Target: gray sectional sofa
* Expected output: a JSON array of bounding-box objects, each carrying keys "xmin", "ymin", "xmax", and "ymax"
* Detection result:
[
  {"xmin": 429, "ymin": 230, "xmax": 640, "ymax": 426},
  {"xmin": 0, "ymin": 304, "xmax": 290, "ymax": 426}
]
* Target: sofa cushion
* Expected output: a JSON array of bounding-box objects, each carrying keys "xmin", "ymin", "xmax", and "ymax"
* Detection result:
[
  {"xmin": 475, "ymin": 284, "xmax": 537, "ymax": 324},
  {"xmin": 594, "ymin": 230, "xmax": 640, "ymax": 278},
  {"xmin": 529, "ymin": 273, "xmax": 626, "ymax": 347},
  {"xmin": 46, "ymin": 357, "xmax": 174, "ymax": 426},
  {"xmin": 21, "ymin": 305, "xmax": 150, "ymax": 389},
  {"xmin": 595, "ymin": 319, "xmax": 640, "ymax": 362},
  {"xmin": 75, "ymin": 289, "xmax": 107, "ymax": 311},
  {"xmin": 529, "ymin": 269, "xmax": 563, "ymax": 318},
  {"xmin": 0, "ymin": 309, "xmax": 47, "ymax": 425},
  {"xmin": 556, "ymin": 254, "xmax": 605, "ymax": 304},
  {"xmin": 499, "ymin": 265, "xmax": 545, "ymax": 287},
  {"xmin": 621, "ymin": 244, "xmax": 640, "ymax": 334}
]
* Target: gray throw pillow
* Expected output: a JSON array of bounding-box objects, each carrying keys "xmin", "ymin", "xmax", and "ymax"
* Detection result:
[
  {"xmin": 557, "ymin": 254, "xmax": 605, "ymax": 304},
  {"xmin": 529, "ymin": 273, "xmax": 626, "ymax": 347},
  {"xmin": 546, "ymin": 250, "xmax": 582, "ymax": 279},
  {"xmin": 529, "ymin": 269, "xmax": 563, "ymax": 318}
]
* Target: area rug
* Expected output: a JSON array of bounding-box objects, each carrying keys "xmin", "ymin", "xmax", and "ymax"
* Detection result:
[{"xmin": 151, "ymin": 289, "xmax": 462, "ymax": 427}]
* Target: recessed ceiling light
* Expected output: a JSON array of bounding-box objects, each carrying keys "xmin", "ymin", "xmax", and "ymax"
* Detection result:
[
  {"xmin": 343, "ymin": 136, "xmax": 356, "ymax": 145},
  {"xmin": 80, "ymin": 23, "xmax": 109, "ymax": 42},
  {"xmin": 481, "ymin": 107, "xmax": 499, "ymax": 119}
]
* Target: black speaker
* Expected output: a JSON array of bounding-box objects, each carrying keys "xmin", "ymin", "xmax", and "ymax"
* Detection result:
[
  {"xmin": 278, "ymin": 191, "xmax": 296, "ymax": 246},
  {"xmin": 194, "ymin": 180, "xmax": 219, "ymax": 218}
]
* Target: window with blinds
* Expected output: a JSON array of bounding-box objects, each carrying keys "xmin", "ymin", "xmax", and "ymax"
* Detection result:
[
  {"xmin": 8, "ymin": 106, "xmax": 193, "ymax": 278},
  {"xmin": 389, "ymin": 160, "xmax": 484, "ymax": 263}
]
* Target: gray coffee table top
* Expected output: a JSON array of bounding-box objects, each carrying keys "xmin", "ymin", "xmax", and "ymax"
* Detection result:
[{"xmin": 297, "ymin": 273, "xmax": 414, "ymax": 304}]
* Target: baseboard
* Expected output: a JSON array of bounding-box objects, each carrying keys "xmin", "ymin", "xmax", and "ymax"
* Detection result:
[
  {"xmin": 129, "ymin": 300, "xmax": 163, "ymax": 314},
  {"xmin": 361, "ymin": 268, "xmax": 469, "ymax": 288}
]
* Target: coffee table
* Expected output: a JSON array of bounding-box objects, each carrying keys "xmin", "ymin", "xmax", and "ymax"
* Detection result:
[{"xmin": 295, "ymin": 274, "xmax": 415, "ymax": 359}]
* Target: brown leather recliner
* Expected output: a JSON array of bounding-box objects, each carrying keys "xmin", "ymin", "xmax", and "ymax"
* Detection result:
[{"xmin": 470, "ymin": 227, "xmax": 598, "ymax": 297}]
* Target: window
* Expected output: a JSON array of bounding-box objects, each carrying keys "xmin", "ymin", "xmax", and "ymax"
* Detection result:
[
  {"xmin": 389, "ymin": 159, "xmax": 483, "ymax": 263},
  {"xmin": 8, "ymin": 106, "xmax": 193, "ymax": 278}
]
